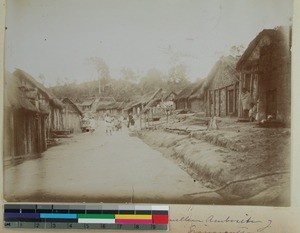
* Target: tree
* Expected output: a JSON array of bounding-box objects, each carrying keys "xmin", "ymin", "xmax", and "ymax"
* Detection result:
[
  {"xmin": 167, "ymin": 63, "xmax": 190, "ymax": 92},
  {"xmin": 230, "ymin": 45, "xmax": 245, "ymax": 57},
  {"xmin": 120, "ymin": 67, "xmax": 139, "ymax": 83},
  {"xmin": 139, "ymin": 68, "xmax": 165, "ymax": 93},
  {"xmin": 111, "ymin": 79, "xmax": 141, "ymax": 102},
  {"xmin": 86, "ymin": 57, "xmax": 112, "ymax": 94},
  {"xmin": 38, "ymin": 73, "xmax": 46, "ymax": 85}
]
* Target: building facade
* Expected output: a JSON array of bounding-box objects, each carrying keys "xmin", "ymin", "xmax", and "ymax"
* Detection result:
[{"xmin": 236, "ymin": 27, "xmax": 291, "ymax": 124}]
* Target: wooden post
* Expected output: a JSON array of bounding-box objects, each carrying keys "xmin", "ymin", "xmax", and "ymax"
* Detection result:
[
  {"xmin": 218, "ymin": 89, "xmax": 221, "ymax": 117},
  {"xmin": 213, "ymin": 90, "xmax": 216, "ymax": 116},
  {"xmin": 225, "ymin": 86, "xmax": 228, "ymax": 116},
  {"xmin": 233, "ymin": 83, "xmax": 236, "ymax": 115},
  {"xmin": 238, "ymin": 72, "xmax": 243, "ymax": 118},
  {"xmin": 250, "ymin": 72, "xmax": 253, "ymax": 95},
  {"xmin": 207, "ymin": 116, "xmax": 219, "ymax": 130},
  {"xmin": 207, "ymin": 91, "xmax": 210, "ymax": 117},
  {"xmin": 166, "ymin": 110, "xmax": 169, "ymax": 123}
]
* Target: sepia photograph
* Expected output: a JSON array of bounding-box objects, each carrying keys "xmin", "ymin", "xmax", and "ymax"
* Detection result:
[{"xmin": 3, "ymin": 0, "xmax": 292, "ymax": 206}]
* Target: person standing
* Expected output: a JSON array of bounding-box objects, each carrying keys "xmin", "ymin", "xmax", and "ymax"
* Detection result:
[
  {"xmin": 128, "ymin": 113, "xmax": 135, "ymax": 129},
  {"xmin": 248, "ymin": 103, "xmax": 257, "ymax": 122},
  {"xmin": 104, "ymin": 113, "xmax": 113, "ymax": 135},
  {"xmin": 241, "ymin": 88, "xmax": 252, "ymax": 119},
  {"xmin": 89, "ymin": 117, "xmax": 97, "ymax": 134}
]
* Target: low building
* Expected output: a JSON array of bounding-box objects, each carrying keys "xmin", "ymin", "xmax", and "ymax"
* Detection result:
[
  {"xmin": 13, "ymin": 69, "xmax": 65, "ymax": 137},
  {"xmin": 80, "ymin": 98, "xmax": 96, "ymax": 112},
  {"xmin": 4, "ymin": 71, "xmax": 50, "ymax": 165},
  {"xmin": 174, "ymin": 83, "xmax": 195, "ymax": 111},
  {"xmin": 95, "ymin": 96, "xmax": 118, "ymax": 115},
  {"xmin": 123, "ymin": 88, "xmax": 163, "ymax": 116},
  {"xmin": 188, "ymin": 79, "xmax": 206, "ymax": 113},
  {"xmin": 236, "ymin": 27, "xmax": 291, "ymax": 124},
  {"xmin": 107, "ymin": 102, "xmax": 123, "ymax": 115},
  {"xmin": 205, "ymin": 56, "xmax": 240, "ymax": 117},
  {"xmin": 60, "ymin": 98, "xmax": 83, "ymax": 133},
  {"xmin": 162, "ymin": 91, "xmax": 177, "ymax": 109}
]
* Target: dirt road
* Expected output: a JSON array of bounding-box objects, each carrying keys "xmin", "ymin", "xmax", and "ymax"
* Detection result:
[{"xmin": 4, "ymin": 121, "xmax": 221, "ymax": 204}]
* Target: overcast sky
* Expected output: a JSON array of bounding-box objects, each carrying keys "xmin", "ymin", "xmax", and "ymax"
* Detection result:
[{"xmin": 5, "ymin": 0, "xmax": 292, "ymax": 87}]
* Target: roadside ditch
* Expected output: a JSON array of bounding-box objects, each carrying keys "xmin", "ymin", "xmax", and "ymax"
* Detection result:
[{"xmin": 136, "ymin": 127, "xmax": 290, "ymax": 206}]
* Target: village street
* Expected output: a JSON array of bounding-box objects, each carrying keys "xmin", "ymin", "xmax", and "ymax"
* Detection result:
[{"xmin": 4, "ymin": 121, "xmax": 221, "ymax": 204}]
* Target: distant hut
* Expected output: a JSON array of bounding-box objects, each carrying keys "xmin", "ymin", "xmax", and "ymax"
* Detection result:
[
  {"xmin": 124, "ymin": 88, "xmax": 163, "ymax": 116},
  {"xmin": 236, "ymin": 27, "xmax": 291, "ymax": 124},
  {"xmin": 60, "ymin": 98, "xmax": 83, "ymax": 133},
  {"xmin": 4, "ymin": 71, "xmax": 50, "ymax": 165},
  {"xmin": 162, "ymin": 91, "xmax": 177, "ymax": 109},
  {"xmin": 95, "ymin": 96, "xmax": 117, "ymax": 115},
  {"xmin": 143, "ymin": 88, "xmax": 163, "ymax": 108},
  {"xmin": 122, "ymin": 100, "xmax": 138, "ymax": 116},
  {"xmin": 13, "ymin": 69, "xmax": 64, "ymax": 137},
  {"xmin": 107, "ymin": 102, "xmax": 123, "ymax": 115},
  {"xmin": 204, "ymin": 56, "xmax": 240, "ymax": 117},
  {"xmin": 80, "ymin": 98, "xmax": 96, "ymax": 112},
  {"xmin": 174, "ymin": 83, "xmax": 195, "ymax": 111},
  {"xmin": 188, "ymin": 79, "xmax": 206, "ymax": 113},
  {"xmin": 96, "ymin": 102, "xmax": 113, "ymax": 115}
]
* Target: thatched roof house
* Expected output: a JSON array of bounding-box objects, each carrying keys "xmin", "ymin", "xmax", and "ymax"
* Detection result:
[
  {"xmin": 188, "ymin": 79, "xmax": 207, "ymax": 113},
  {"xmin": 60, "ymin": 98, "xmax": 83, "ymax": 116},
  {"xmin": 143, "ymin": 88, "xmax": 163, "ymax": 109},
  {"xmin": 80, "ymin": 98, "xmax": 96, "ymax": 112},
  {"xmin": 204, "ymin": 56, "xmax": 239, "ymax": 90},
  {"xmin": 13, "ymin": 68, "xmax": 65, "ymax": 132},
  {"xmin": 205, "ymin": 56, "xmax": 240, "ymax": 117},
  {"xmin": 174, "ymin": 83, "xmax": 196, "ymax": 110},
  {"xmin": 60, "ymin": 98, "xmax": 83, "ymax": 133},
  {"xmin": 5, "ymin": 71, "xmax": 42, "ymax": 113},
  {"xmin": 123, "ymin": 88, "xmax": 163, "ymax": 115},
  {"xmin": 4, "ymin": 71, "xmax": 52, "ymax": 165},
  {"xmin": 236, "ymin": 27, "xmax": 291, "ymax": 123},
  {"xmin": 13, "ymin": 68, "xmax": 64, "ymax": 109}
]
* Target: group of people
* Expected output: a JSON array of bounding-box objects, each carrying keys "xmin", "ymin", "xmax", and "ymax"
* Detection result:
[
  {"xmin": 103, "ymin": 113, "xmax": 136, "ymax": 136},
  {"xmin": 103, "ymin": 114, "xmax": 123, "ymax": 135}
]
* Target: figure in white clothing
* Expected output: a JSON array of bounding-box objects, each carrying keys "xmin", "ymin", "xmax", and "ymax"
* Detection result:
[
  {"xmin": 104, "ymin": 114, "xmax": 113, "ymax": 135},
  {"xmin": 89, "ymin": 117, "xmax": 96, "ymax": 134}
]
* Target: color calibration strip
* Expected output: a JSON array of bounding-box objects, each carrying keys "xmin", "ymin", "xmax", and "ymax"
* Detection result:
[{"xmin": 4, "ymin": 204, "xmax": 169, "ymax": 230}]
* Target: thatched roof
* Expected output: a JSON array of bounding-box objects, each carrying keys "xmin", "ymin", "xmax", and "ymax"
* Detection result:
[
  {"xmin": 97, "ymin": 96, "xmax": 116, "ymax": 102},
  {"xmin": 5, "ymin": 71, "xmax": 49, "ymax": 113},
  {"xmin": 139, "ymin": 88, "xmax": 163, "ymax": 110},
  {"xmin": 96, "ymin": 101, "xmax": 123, "ymax": 111},
  {"xmin": 204, "ymin": 55, "xmax": 239, "ymax": 90},
  {"xmin": 174, "ymin": 83, "xmax": 196, "ymax": 101},
  {"xmin": 110, "ymin": 102, "xmax": 124, "ymax": 110},
  {"xmin": 236, "ymin": 27, "xmax": 290, "ymax": 70},
  {"xmin": 188, "ymin": 78, "xmax": 206, "ymax": 100},
  {"xmin": 162, "ymin": 91, "xmax": 177, "ymax": 101},
  {"xmin": 175, "ymin": 56, "xmax": 238, "ymax": 101},
  {"xmin": 139, "ymin": 88, "xmax": 163, "ymax": 105},
  {"xmin": 96, "ymin": 102, "xmax": 113, "ymax": 111},
  {"xmin": 123, "ymin": 100, "xmax": 139, "ymax": 111},
  {"xmin": 123, "ymin": 88, "xmax": 163, "ymax": 111},
  {"xmin": 13, "ymin": 69, "xmax": 64, "ymax": 109},
  {"xmin": 60, "ymin": 98, "xmax": 83, "ymax": 116},
  {"xmin": 81, "ymin": 98, "xmax": 96, "ymax": 106}
]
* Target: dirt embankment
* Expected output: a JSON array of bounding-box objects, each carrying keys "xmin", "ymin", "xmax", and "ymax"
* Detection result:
[{"xmin": 137, "ymin": 116, "xmax": 290, "ymax": 206}]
